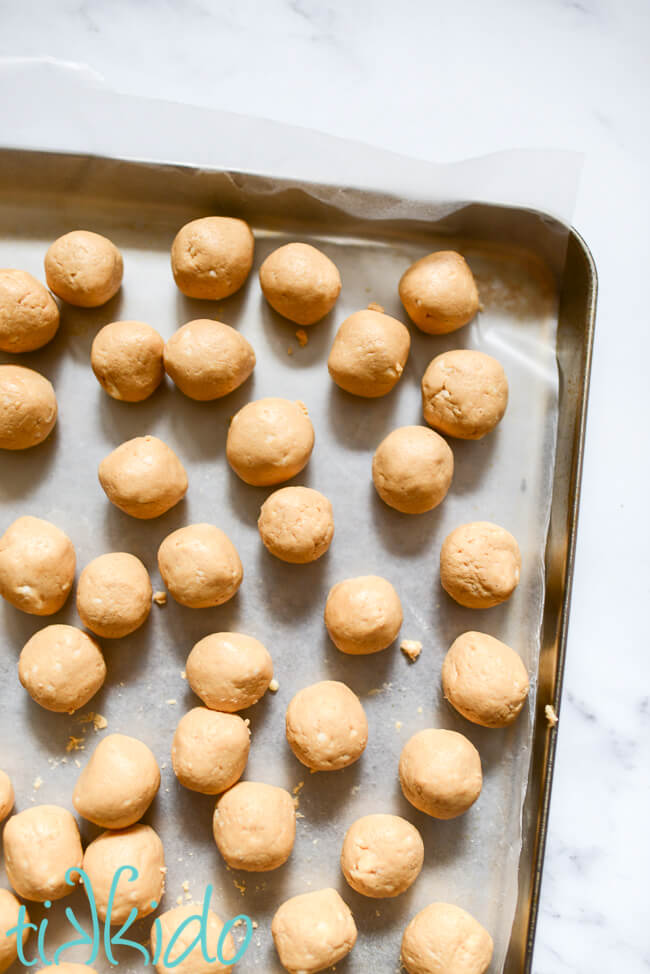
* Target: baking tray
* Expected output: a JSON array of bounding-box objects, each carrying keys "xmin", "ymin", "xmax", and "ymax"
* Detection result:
[{"xmin": 0, "ymin": 148, "xmax": 596, "ymax": 973}]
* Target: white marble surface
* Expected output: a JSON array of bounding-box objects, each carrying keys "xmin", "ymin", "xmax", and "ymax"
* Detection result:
[{"xmin": 1, "ymin": 1, "xmax": 649, "ymax": 972}]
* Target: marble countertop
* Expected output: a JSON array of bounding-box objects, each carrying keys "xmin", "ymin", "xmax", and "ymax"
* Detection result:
[{"xmin": 1, "ymin": 1, "xmax": 649, "ymax": 971}]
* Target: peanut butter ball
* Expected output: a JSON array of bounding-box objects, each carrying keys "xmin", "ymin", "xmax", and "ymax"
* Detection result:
[
  {"xmin": 258, "ymin": 486, "xmax": 334, "ymax": 564},
  {"xmin": 76, "ymin": 551, "xmax": 152, "ymax": 638},
  {"xmin": 272, "ymin": 888, "xmax": 357, "ymax": 974},
  {"xmin": 163, "ymin": 319, "xmax": 255, "ymax": 401},
  {"xmin": 328, "ymin": 307, "xmax": 411, "ymax": 397},
  {"xmin": 259, "ymin": 242, "xmax": 341, "ymax": 325},
  {"xmin": 186, "ymin": 631, "xmax": 273, "ymax": 712},
  {"xmin": 442, "ymin": 631, "xmax": 530, "ymax": 728},
  {"xmin": 372, "ymin": 425, "xmax": 454, "ymax": 514},
  {"xmin": 82, "ymin": 824, "xmax": 165, "ymax": 924},
  {"xmin": 73, "ymin": 733, "xmax": 160, "ymax": 829},
  {"xmin": 325, "ymin": 575, "xmax": 402, "ymax": 655},
  {"xmin": 171, "ymin": 217, "xmax": 254, "ymax": 300},
  {"xmin": 213, "ymin": 781, "xmax": 296, "ymax": 871},
  {"xmin": 98, "ymin": 435, "xmax": 188, "ymax": 519},
  {"xmin": 227, "ymin": 397, "xmax": 315, "ymax": 486},
  {"xmin": 0, "ymin": 515, "xmax": 75, "ymax": 615},
  {"xmin": 399, "ymin": 251, "xmax": 479, "ymax": 334},
  {"xmin": 19, "ymin": 624, "xmax": 106, "ymax": 714},
  {"xmin": 0, "ymin": 365, "xmax": 57, "ymax": 450},
  {"xmin": 422, "ymin": 349, "xmax": 508, "ymax": 439},
  {"xmin": 3, "ymin": 805, "xmax": 83, "ymax": 901},
  {"xmin": 45, "ymin": 230, "xmax": 123, "ymax": 307},
  {"xmin": 399, "ymin": 729, "xmax": 482, "ymax": 820},
  {"xmin": 91, "ymin": 320, "xmax": 164, "ymax": 402},
  {"xmin": 0, "ymin": 888, "xmax": 30, "ymax": 973},
  {"xmin": 0, "ymin": 771, "xmax": 13, "ymax": 822},
  {"xmin": 341, "ymin": 814, "xmax": 424, "ymax": 899},
  {"xmin": 158, "ymin": 524, "xmax": 243, "ymax": 609},
  {"xmin": 440, "ymin": 521, "xmax": 521, "ymax": 609},
  {"xmin": 0, "ymin": 268, "xmax": 59, "ymax": 353},
  {"xmin": 172, "ymin": 707, "xmax": 250, "ymax": 795},
  {"xmin": 151, "ymin": 904, "xmax": 236, "ymax": 973},
  {"xmin": 286, "ymin": 681, "xmax": 368, "ymax": 771},
  {"xmin": 401, "ymin": 902, "xmax": 493, "ymax": 974}
]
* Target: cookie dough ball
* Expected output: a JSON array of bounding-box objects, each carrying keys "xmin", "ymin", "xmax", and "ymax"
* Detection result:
[
  {"xmin": 286, "ymin": 681, "xmax": 368, "ymax": 771},
  {"xmin": 440, "ymin": 521, "xmax": 521, "ymax": 609},
  {"xmin": 422, "ymin": 349, "xmax": 508, "ymax": 440},
  {"xmin": 328, "ymin": 307, "xmax": 411, "ymax": 397},
  {"xmin": 442, "ymin": 631, "xmax": 530, "ymax": 728},
  {"xmin": 401, "ymin": 902, "xmax": 493, "ymax": 974},
  {"xmin": 73, "ymin": 733, "xmax": 160, "ymax": 829},
  {"xmin": 76, "ymin": 552, "xmax": 152, "ymax": 638},
  {"xmin": 0, "ymin": 269, "xmax": 59, "ymax": 353},
  {"xmin": 373, "ymin": 426, "xmax": 454, "ymax": 515},
  {"xmin": 0, "ymin": 516, "xmax": 75, "ymax": 615},
  {"xmin": 399, "ymin": 251, "xmax": 479, "ymax": 335},
  {"xmin": 0, "ymin": 365, "xmax": 57, "ymax": 450},
  {"xmin": 186, "ymin": 632, "xmax": 273, "ymax": 712},
  {"xmin": 258, "ymin": 486, "xmax": 334, "ymax": 564},
  {"xmin": 341, "ymin": 814, "xmax": 424, "ymax": 899},
  {"xmin": 272, "ymin": 888, "xmax": 357, "ymax": 974},
  {"xmin": 260, "ymin": 242, "xmax": 341, "ymax": 326},
  {"xmin": 158, "ymin": 524, "xmax": 242, "ymax": 609},
  {"xmin": 399, "ymin": 729, "xmax": 482, "ymax": 820},
  {"xmin": 45, "ymin": 230, "xmax": 123, "ymax": 308},
  {"xmin": 164, "ymin": 319, "xmax": 255, "ymax": 401},
  {"xmin": 91, "ymin": 320, "xmax": 164, "ymax": 402},
  {"xmin": 227, "ymin": 398, "xmax": 315, "ymax": 486},
  {"xmin": 0, "ymin": 888, "xmax": 30, "ymax": 973},
  {"xmin": 213, "ymin": 781, "xmax": 296, "ymax": 871},
  {"xmin": 19, "ymin": 624, "xmax": 106, "ymax": 714},
  {"xmin": 82, "ymin": 824, "xmax": 165, "ymax": 924},
  {"xmin": 325, "ymin": 576, "xmax": 402, "ymax": 656},
  {"xmin": 99, "ymin": 435, "xmax": 188, "ymax": 519},
  {"xmin": 171, "ymin": 217, "xmax": 254, "ymax": 300},
  {"xmin": 3, "ymin": 805, "xmax": 83, "ymax": 901},
  {"xmin": 172, "ymin": 707, "xmax": 250, "ymax": 795},
  {"xmin": 0, "ymin": 771, "xmax": 13, "ymax": 822},
  {"xmin": 151, "ymin": 904, "xmax": 235, "ymax": 974}
]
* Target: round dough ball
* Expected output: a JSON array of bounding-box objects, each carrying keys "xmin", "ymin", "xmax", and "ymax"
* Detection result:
[
  {"xmin": 45, "ymin": 230, "xmax": 123, "ymax": 308},
  {"xmin": 442, "ymin": 631, "xmax": 530, "ymax": 728},
  {"xmin": 259, "ymin": 242, "xmax": 341, "ymax": 326},
  {"xmin": 171, "ymin": 217, "xmax": 254, "ymax": 300},
  {"xmin": 0, "ymin": 515, "xmax": 75, "ymax": 615},
  {"xmin": 98, "ymin": 435, "xmax": 188, "ymax": 519},
  {"xmin": 440, "ymin": 521, "xmax": 521, "ymax": 609},
  {"xmin": 157, "ymin": 524, "xmax": 242, "ymax": 609},
  {"xmin": 3, "ymin": 805, "xmax": 83, "ymax": 901},
  {"xmin": 91, "ymin": 320, "xmax": 164, "ymax": 402},
  {"xmin": 286, "ymin": 681, "xmax": 368, "ymax": 771},
  {"xmin": 372, "ymin": 426, "xmax": 454, "ymax": 514},
  {"xmin": 328, "ymin": 307, "xmax": 411, "ymax": 397},
  {"xmin": 399, "ymin": 729, "xmax": 482, "ymax": 820},
  {"xmin": 399, "ymin": 251, "xmax": 479, "ymax": 334},
  {"xmin": 213, "ymin": 781, "xmax": 296, "ymax": 871},
  {"xmin": 0, "ymin": 771, "xmax": 14, "ymax": 822},
  {"xmin": 0, "ymin": 268, "xmax": 59, "ymax": 353},
  {"xmin": 227, "ymin": 397, "xmax": 315, "ymax": 486},
  {"xmin": 73, "ymin": 733, "xmax": 160, "ymax": 829},
  {"xmin": 163, "ymin": 319, "xmax": 255, "ymax": 401},
  {"xmin": 18, "ymin": 624, "xmax": 106, "ymax": 714},
  {"xmin": 151, "ymin": 904, "xmax": 235, "ymax": 974},
  {"xmin": 37, "ymin": 967, "xmax": 98, "ymax": 974},
  {"xmin": 341, "ymin": 814, "xmax": 424, "ymax": 899},
  {"xmin": 172, "ymin": 707, "xmax": 250, "ymax": 795},
  {"xmin": 258, "ymin": 486, "xmax": 334, "ymax": 564},
  {"xmin": 272, "ymin": 888, "xmax": 357, "ymax": 974},
  {"xmin": 0, "ymin": 365, "xmax": 57, "ymax": 451},
  {"xmin": 186, "ymin": 632, "xmax": 273, "ymax": 712},
  {"xmin": 422, "ymin": 349, "xmax": 508, "ymax": 440},
  {"xmin": 82, "ymin": 824, "xmax": 165, "ymax": 924},
  {"xmin": 76, "ymin": 552, "xmax": 152, "ymax": 638},
  {"xmin": 0, "ymin": 888, "xmax": 30, "ymax": 973},
  {"xmin": 325, "ymin": 575, "xmax": 402, "ymax": 656},
  {"xmin": 401, "ymin": 902, "xmax": 493, "ymax": 974}
]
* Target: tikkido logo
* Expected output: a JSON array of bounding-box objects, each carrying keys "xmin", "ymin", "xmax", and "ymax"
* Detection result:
[{"xmin": 5, "ymin": 867, "xmax": 253, "ymax": 968}]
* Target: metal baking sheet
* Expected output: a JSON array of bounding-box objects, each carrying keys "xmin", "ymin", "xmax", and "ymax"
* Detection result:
[{"xmin": 0, "ymin": 150, "xmax": 595, "ymax": 973}]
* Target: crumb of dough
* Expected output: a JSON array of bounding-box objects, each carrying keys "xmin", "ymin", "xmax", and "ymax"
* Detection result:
[
  {"xmin": 545, "ymin": 704, "xmax": 559, "ymax": 727},
  {"xmin": 395, "ymin": 721, "xmax": 402, "ymax": 732},
  {"xmin": 296, "ymin": 329, "xmax": 308, "ymax": 347},
  {"xmin": 400, "ymin": 639, "xmax": 422, "ymax": 662},
  {"xmin": 166, "ymin": 699, "xmax": 177, "ymax": 706},
  {"xmin": 181, "ymin": 881, "xmax": 190, "ymax": 892},
  {"xmin": 176, "ymin": 896, "xmax": 183, "ymax": 906},
  {"xmin": 287, "ymin": 347, "xmax": 294, "ymax": 356},
  {"xmin": 293, "ymin": 781, "xmax": 304, "ymax": 796},
  {"xmin": 78, "ymin": 712, "xmax": 107, "ymax": 731},
  {"xmin": 185, "ymin": 892, "xmax": 192, "ymax": 902},
  {"xmin": 233, "ymin": 878, "xmax": 246, "ymax": 896},
  {"xmin": 269, "ymin": 678, "xmax": 279, "ymax": 693},
  {"xmin": 66, "ymin": 736, "xmax": 85, "ymax": 752},
  {"xmin": 368, "ymin": 682, "xmax": 392, "ymax": 697},
  {"xmin": 180, "ymin": 670, "xmax": 186, "ymax": 680},
  {"xmin": 252, "ymin": 920, "xmax": 258, "ymax": 929},
  {"xmin": 74, "ymin": 759, "xmax": 81, "ymax": 768},
  {"xmin": 153, "ymin": 590, "xmax": 167, "ymax": 605},
  {"xmin": 367, "ymin": 302, "xmax": 385, "ymax": 313},
  {"xmin": 33, "ymin": 777, "xmax": 43, "ymax": 790},
  {"xmin": 417, "ymin": 706, "xmax": 423, "ymax": 714},
  {"xmin": 296, "ymin": 811, "xmax": 304, "ymax": 819}
]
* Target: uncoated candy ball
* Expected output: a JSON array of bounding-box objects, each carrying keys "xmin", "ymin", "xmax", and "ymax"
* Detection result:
[
  {"xmin": 45, "ymin": 230, "xmax": 123, "ymax": 308},
  {"xmin": 0, "ymin": 268, "xmax": 59, "ymax": 353},
  {"xmin": 0, "ymin": 365, "xmax": 57, "ymax": 450},
  {"xmin": 0, "ymin": 515, "xmax": 75, "ymax": 615},
  {"xmin": 171, "ymin": 216, "xmax": 254, "ymax": 300}
]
